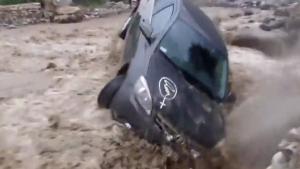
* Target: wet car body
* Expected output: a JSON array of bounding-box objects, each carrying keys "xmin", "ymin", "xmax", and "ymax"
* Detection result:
[{"xmin": 99, "ymin": 0, "xmax": 230, "ymax": 150}]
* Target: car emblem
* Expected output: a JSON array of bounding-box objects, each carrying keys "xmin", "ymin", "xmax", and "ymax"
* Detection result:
[{"xmin": 159, "ymin": 77, "xmax": 178, "ymax": 109}]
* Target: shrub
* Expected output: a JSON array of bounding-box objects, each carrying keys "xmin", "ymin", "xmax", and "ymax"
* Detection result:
[
  {"xmin": 0, "ymin": 0, "xmax": 107, "ymax": 6},
  {"xmin": 0, "ymin": 0, "xmax": 39, "ymax": 5},
  {"xmin": 72, "ymin": 0, "xmax": 105, "ymax": 6}
]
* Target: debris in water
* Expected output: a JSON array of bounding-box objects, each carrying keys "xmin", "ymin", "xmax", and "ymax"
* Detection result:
[{"xmin": 48, "ymin": 115, "xmax": 60, "ymax": 129}]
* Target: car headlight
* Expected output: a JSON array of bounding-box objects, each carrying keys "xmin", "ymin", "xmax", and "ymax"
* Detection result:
[{"xmin": 134, "ymin": 76, "xmax": 152, "ymax": 115}]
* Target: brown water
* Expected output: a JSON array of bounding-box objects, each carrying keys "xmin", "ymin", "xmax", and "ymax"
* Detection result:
[{"xmin": 0, "ymin": 10, "xmax": 300, "ymax": 169}]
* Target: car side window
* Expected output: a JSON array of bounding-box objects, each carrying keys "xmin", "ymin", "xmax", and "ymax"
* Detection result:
[{"xmin": 151, "ymin": 5, "xmax": 174, "ymax": 35}]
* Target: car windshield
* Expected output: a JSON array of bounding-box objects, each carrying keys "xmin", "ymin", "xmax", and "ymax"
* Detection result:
[{"xmin": 159, "ymin": 20, "xmax": 228, "ymax": 100}]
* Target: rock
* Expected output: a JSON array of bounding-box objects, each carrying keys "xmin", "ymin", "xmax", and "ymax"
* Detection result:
[
  {"xmin": 260, "ymin": 24, "xmax": 272, "ymax": 31},
  {"xmin": 55, "ymin": 6, "xmax": 81, "ymax": 15},
  {"xmin": 274, "ymin": 8, "xmax": 290, "ymax": 17},
  {"xmin": 46, "ymin": 62, "xmax": 57, "ymax": 69},
  {"xmin": 48, "ymin": 115, "xmax": 60, "ymax": 129},
  {"xmin": 244, "ymin": 9, "xmax": 254, "ymax": 16},
  {"xmin": 53, "ymin": 14, "xmax": 84, "ymax": 23},
  {"xmin": 52, "ymin": 6, "xmax": 83, "ymax": 23},
  {"xmin": 267, "ymin": 127, "xmax": 300, "ymax": 169},
  {"xmin": 229, "ymin": 12, "xmax": 242, "ymax": 18},
  {"xmin": 260, "ymin": 3, "xmax": 273, "ymax": 10},
  {"xmin": 242, "ymin": 1, "xmax": 260, "ymax": 8},
  {"xmin": 7, "ymin": 25, "xmax": 16, "ymax": 29},
  {"xmin": 260, "ymin": 19, "xmax": 286, "ymax": 31},
  {"xmin": 267, "ymin": 151, "xmax": 290, "ymax": 169},
  {"xmin": 263, "ymin": 17, "xmax": 276, "ymax": 24},
  {"xmin": 286, "ymin": 128, "xmax": 300, "ymax": 142},
  {"xmin": 0, "ymin": 1, "xmax": 129, "ymax": 28},
  {"xmin": 248, "ymin": 20, "xmax": 255, "ymax": 23}
]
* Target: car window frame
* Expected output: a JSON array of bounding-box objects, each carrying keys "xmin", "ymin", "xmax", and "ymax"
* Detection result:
[{"xmin": 151, "ymin": 4, "xmax": 175, "ymax": 36}]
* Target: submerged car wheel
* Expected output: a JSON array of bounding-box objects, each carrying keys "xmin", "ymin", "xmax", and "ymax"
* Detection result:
[{"xmin": 98, "ymin": 75, "xmax": 125, "ymax": 108}]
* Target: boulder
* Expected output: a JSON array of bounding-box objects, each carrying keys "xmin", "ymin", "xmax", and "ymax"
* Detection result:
[
  {"xmin": 260, "ymin": 19, "xmax": 286, "ymax": 31},
  {"xmin": 41, "ymin": 0, "xmax": 74, "ymax": 20},
  {"xmin": 53, "ymin": 13, "xmax": 83, "ymax": 23},
  {"xmin": 259, "ymin": 24, "xmax": 272, "ymax": 31},
  {"xmin": 55, "ymin": 6, "xmax": 81, "ymax": 15},
  {"xmin": 52, "ymin": 6, "xmax": 83, "ymax": 23},
  {"xmin": 244, "ymin": 9, "xmax": 254, "ymax": 16},
  {"xmin": 259, "ymin": 3, "xmax": 273, "ymax": 10},
  {"xmin": 267, "ymin": 127, "xmax": 300, "ymax": 169},
  {"xmin": 248, "ymin": 20, "xmax": 255, "ymax": 23},
  {"xmin": 263, "ymin": 17, "xmax": 276, "ymax": 24},
  {"xmin": 274, "ymin": 8, "xmax": 290, "ymax": 17}
]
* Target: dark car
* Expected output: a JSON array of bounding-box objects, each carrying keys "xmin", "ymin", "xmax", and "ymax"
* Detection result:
[{"xmin": 98, "ymin": 0, "xmax": 232, "ymax": 151}]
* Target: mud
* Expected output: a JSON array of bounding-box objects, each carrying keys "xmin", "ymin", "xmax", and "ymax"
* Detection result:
[
  {"xmin": 0, "ymin": 6, "xmax": 300, "ymax": 169},
  {"xmin": 0, "ymin": 12, "xmax": 181, "ymax": 169}
]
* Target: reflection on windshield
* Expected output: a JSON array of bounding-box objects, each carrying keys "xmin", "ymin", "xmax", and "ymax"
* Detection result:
[
  {"xmin": 160, "ymin": 19, "xmax": 228, "ymax": 100},
  {"xmin": 189, "ymin": 44, "xmax": 217, "ymax": 80}
]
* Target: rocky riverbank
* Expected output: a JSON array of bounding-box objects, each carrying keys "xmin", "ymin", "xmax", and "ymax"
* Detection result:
[{"xmin": 0, "ymin": 1, "xmax": 129, "ymax": 29}]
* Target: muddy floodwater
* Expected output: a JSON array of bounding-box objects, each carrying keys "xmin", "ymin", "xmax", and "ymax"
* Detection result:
[{"xmin": 0, "ymin": 8, "xmax": 300, "ymax": 169}]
